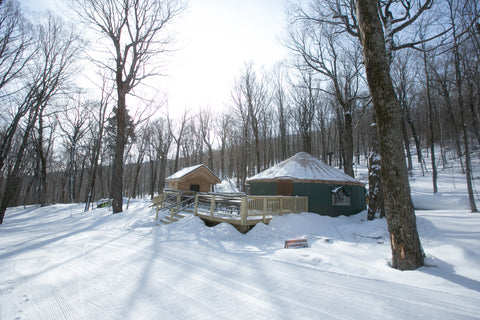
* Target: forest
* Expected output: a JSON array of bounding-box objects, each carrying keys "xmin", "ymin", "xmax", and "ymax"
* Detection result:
[{"xmin": 0, "ymin": 0, "xmax": 478, "ymax": 223}]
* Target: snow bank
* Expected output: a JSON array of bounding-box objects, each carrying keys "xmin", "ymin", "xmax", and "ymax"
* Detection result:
[
  {"xmin": 1, "ymin": 152, "xmax": 479, "ymax": 319},
  {"xmin": 1, "ymin": 201, "xmax": 479, "ymax": 319},
  {"xmin": 412, "ymin": 193, "xmax": 470, "ymax": 210}
]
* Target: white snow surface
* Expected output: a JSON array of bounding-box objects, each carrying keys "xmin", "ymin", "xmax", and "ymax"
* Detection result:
[
  {"xmin": 1, "ymin": 153, "xmax": 480, "ymax": 319},
  {"xmin": 247, "ymin": 152, "xmax": 361, "ymax": 183},
  {"xmin": 214, "ymin": 178, "xmax": 240, "ymax": 193}
]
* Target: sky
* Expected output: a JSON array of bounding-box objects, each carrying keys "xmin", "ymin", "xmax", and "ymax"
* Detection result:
[
  {"xmin": 167, "ymin": 0, "xmax": 289, "ymax": 112},
  {"xmin": 20, "ymin": 0, "xmax": 291, "ymax": 116}
]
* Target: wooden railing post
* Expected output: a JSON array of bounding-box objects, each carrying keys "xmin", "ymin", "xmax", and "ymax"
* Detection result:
[
  {"xmin": 294, "ymin": 197, "xmax": 297, "ymax": 213},
  {"xmin": 262, "ymin": 197, "xmax": 267, "ymax": 223},
  {"xmin": 176, "ymin": 194, "xmax": 181, "ymax": 212},
  {"xmin": 279, "ymin": 198, "xmax": 284, "ymax": 216},
  {"xmin": 170, "ymin": 207, "xmax": 174, "ymax": 223},
  {"xmin": 155, "ymin": 193, "xmax": 164, "ymax": 220},
  {"xmin": 240, "ymin": 197, "xmax": 247, "ymax": 225},
  {"xmin": 210, "ymin": 195, "xmax": 215, "ymax": 217},
  {"xmin": 194, "ymin": 193, "xmax": 199, "ymax": 216}
]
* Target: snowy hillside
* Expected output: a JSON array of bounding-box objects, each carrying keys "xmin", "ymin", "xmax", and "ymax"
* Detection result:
[{"xmin": 1, "ymin": 156, "xmax": 479, "ymax": 319}]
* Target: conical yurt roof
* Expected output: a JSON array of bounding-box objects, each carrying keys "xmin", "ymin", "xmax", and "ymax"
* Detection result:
[{"xmin": 246, "ymin": 152, "xmax": 363, "ymax": 185}]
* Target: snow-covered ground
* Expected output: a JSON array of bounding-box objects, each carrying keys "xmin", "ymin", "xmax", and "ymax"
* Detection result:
[{"xmin": 1, "ymin": 155, "xmax": 479, "ymax": 319}]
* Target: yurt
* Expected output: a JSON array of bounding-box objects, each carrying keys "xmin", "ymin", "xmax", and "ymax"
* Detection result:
[{"xmin": 246, "ymin": 152, "xmax": 366, "ymax": 217}]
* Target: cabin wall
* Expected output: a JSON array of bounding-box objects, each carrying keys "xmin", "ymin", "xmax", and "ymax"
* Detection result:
[{"xmin": 178, "ymin": 179, "xmax": 212, "ymax": 193}]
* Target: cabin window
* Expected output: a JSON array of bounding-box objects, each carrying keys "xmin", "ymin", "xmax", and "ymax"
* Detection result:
[
  {"xmin": 332, "ymin": 187, "xmax": 351, "ymax": 206},
  {"xmin": 190, "ymin": 184, "xmax": 200, "ymax": 192}
]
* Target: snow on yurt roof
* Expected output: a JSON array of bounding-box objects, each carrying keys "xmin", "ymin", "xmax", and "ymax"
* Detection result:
[
  {"xmin": 166, "ymin": 164, "xmax": 204, "ymax": 180},
  {"xmin": 246, "ymin": 152, "xmax": 363, "ymax": 185}
]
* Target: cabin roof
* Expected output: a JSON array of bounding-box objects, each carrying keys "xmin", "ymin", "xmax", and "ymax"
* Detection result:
[{"xmin": 166, "ymin": 164, "xmax": 220, "ymax": 183}]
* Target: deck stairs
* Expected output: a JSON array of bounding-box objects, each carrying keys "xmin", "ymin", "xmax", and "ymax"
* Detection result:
[{"xmin": 154, "ymin": 195, "xmax": 195, "ymax": 225}]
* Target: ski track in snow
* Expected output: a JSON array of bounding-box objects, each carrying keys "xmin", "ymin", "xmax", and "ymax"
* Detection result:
[{"xmin": 1, "ymin": 201, "xmax": 480, "ymax": 320}]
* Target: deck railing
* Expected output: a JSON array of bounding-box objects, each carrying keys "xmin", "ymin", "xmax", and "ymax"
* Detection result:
[
  {"xmin": 193, "ymin": 193, "xmax": 308, "ymax": 226},
  {"xmin": 153, "ymin": 190, "xmax": 308, "ymax": 228}
]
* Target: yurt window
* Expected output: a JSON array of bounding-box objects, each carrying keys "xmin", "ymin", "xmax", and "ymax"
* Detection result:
[{"xmin": 332, "ymin": 187, "xmax": 351, "ymax": 206}]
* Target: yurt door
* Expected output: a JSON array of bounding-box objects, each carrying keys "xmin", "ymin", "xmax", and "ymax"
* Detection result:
[{"xmin": 277, "ymin": 180, "xmax": 293, "ymax": 196}]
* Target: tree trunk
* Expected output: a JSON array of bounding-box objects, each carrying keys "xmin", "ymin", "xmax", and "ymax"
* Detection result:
[
  {"xmin": 343, "ymin": 111, "xmax": 354, "ymax": 177},
  {"xmin": 302, "ymin": 131, "xmax": 312, "ymax": 155},
  {"xmin": 149, "ymin": 159, "xmax": 157, "ymax": 199},
  {"xmin": 423, "ymin": 51, "xmax": 438, "ymax": 194},
  {"xmin": 450, "ymin": 1, "xmax": 478, "ymax": 213},
  {"xmin": 0, "ymin": 105, "xmax": 40, "ymax": 224},
  {"xmin": 402, "ymin": 101, "xmax": 423, "ymax": 167},
  {"xmin": 279, "ymin": 105, "xmax": 288, "ymax": 160},
  {"xmin": 111, "ymin": 89, "xmax": 127, "ymax": 213},
  {"xmin": 36, "ymin": 115, "xmax": 48, "ymax": 206},
  {"xmin": 69, "ymin": 145, "xmax": 76, "ymax": 204},
  {"xmin": 467, "ymin": 79, "xmax": 480, "ymax": 148},
  {"xmin": 368, "ymin": 121, "xmax": 385, "ymax": 220},
  {"xmin": 250, "ymin": 113, "xmax": 261, "ymax": 174},
  {"xmin": 356, "ymin": 0, "xmax": 424, "ymax": 270},
  {"xmin": 84, "ymin": 137, "xmax": 102, "ymax": 211},
  {"xmin": 158, "ymin": 155, "xmax": 168, "ymax": 193},
  {"xmin": 131, "ymin": 156, "xmax": 143, "ymax": 199},
  {"xmin": 76, "ymin": 156, "xmax": 87, "ymax": 203},
  {"xmin": 401, "ymin": 113, "xmax": 413, "ymax": 174},
  {"xmin": 439, "ymin": 80, "xmax": 464, "ymax": 173}
]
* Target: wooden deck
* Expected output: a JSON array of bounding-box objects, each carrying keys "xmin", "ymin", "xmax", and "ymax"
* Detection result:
[{"xmin": 152, "ymin": 191, "xmax": 308, "ymax": 233}]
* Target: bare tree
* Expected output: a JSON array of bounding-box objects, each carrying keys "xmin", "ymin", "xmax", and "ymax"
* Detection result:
[
  {"xmin": 447, "ymin": 0, "xmax": 478, "ymax": 212},
  {"xmin": 84, "ymin": 79, "xmax": 112, "ymax": 211},
  {"xmin": 288, "ymin": 21, "xmax": 367, "ymax": 177},
  {"xmin": 74, "ymin": 0, "xmax": 183, "ymax": 213},
  {"xmin": 290, "ymin": 0, "xmax": 454, "ymax": 269},
  {"xmin": 356, "ymin": 0, "xmax": 424, "ymax": 270},
  {"xmin": 237, "ymin": 62, "xmax": 268, "ymax": 174},
  {"xmin": 391, "ymin": 49, "xmax": 424, "ymax": 173},
  {"xmin": 0, "ymin": 1, "xmax": 36, "ymax": 172},
  {"xmin": 151, "ymin": 117, "xmax": 171, "ymax": 194},
  {"xmin": 271, "ymin": 63, "xmax": 290, "ymax": 161},
  {"xmin": 290, "ymin": 67, "xmax": 317, "ymax": 155},
  {"xmin": 0, "ymin": 14, "xmax": 81, "ymax": 223},
  {"xmin": 58, "ymin": 96, "xmax": 90, "ymax": 204},
  {"xmin": 199, "ymin": 107, "xmax": 215, "ymax": 171},
  {"xmin": 217, "ymin": 112, "xmax": 233, "ymax": 178},
  {"xmin": 230, "ymin": 77, "xmax": 250, "ymax": 191},
  {"xmin": 130, "ymin": 124, "xmax": 149, "ymax": 199},
  {"xmin": 421, "ymin": 43, "xmax": 438, "ymax": 194},
  {"xmin": 32, "ymin": 103, "xmax": 57, "ymax": 206},
  {"xmin": 168, "ymin": 108, "xmax": 188, "ymax": 173},
  {"xmin": 0, "ymin": 0, "xmax": 35, "ymax": 93}
]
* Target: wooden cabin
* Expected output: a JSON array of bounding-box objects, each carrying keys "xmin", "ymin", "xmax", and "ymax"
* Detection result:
[
  {"xmin": 246, "ymin": 152, "xmax": 366, "ymax": 217},
  {"xmin": 165, "ymin": 164, "xmax": 221, "ymax": 193}
]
